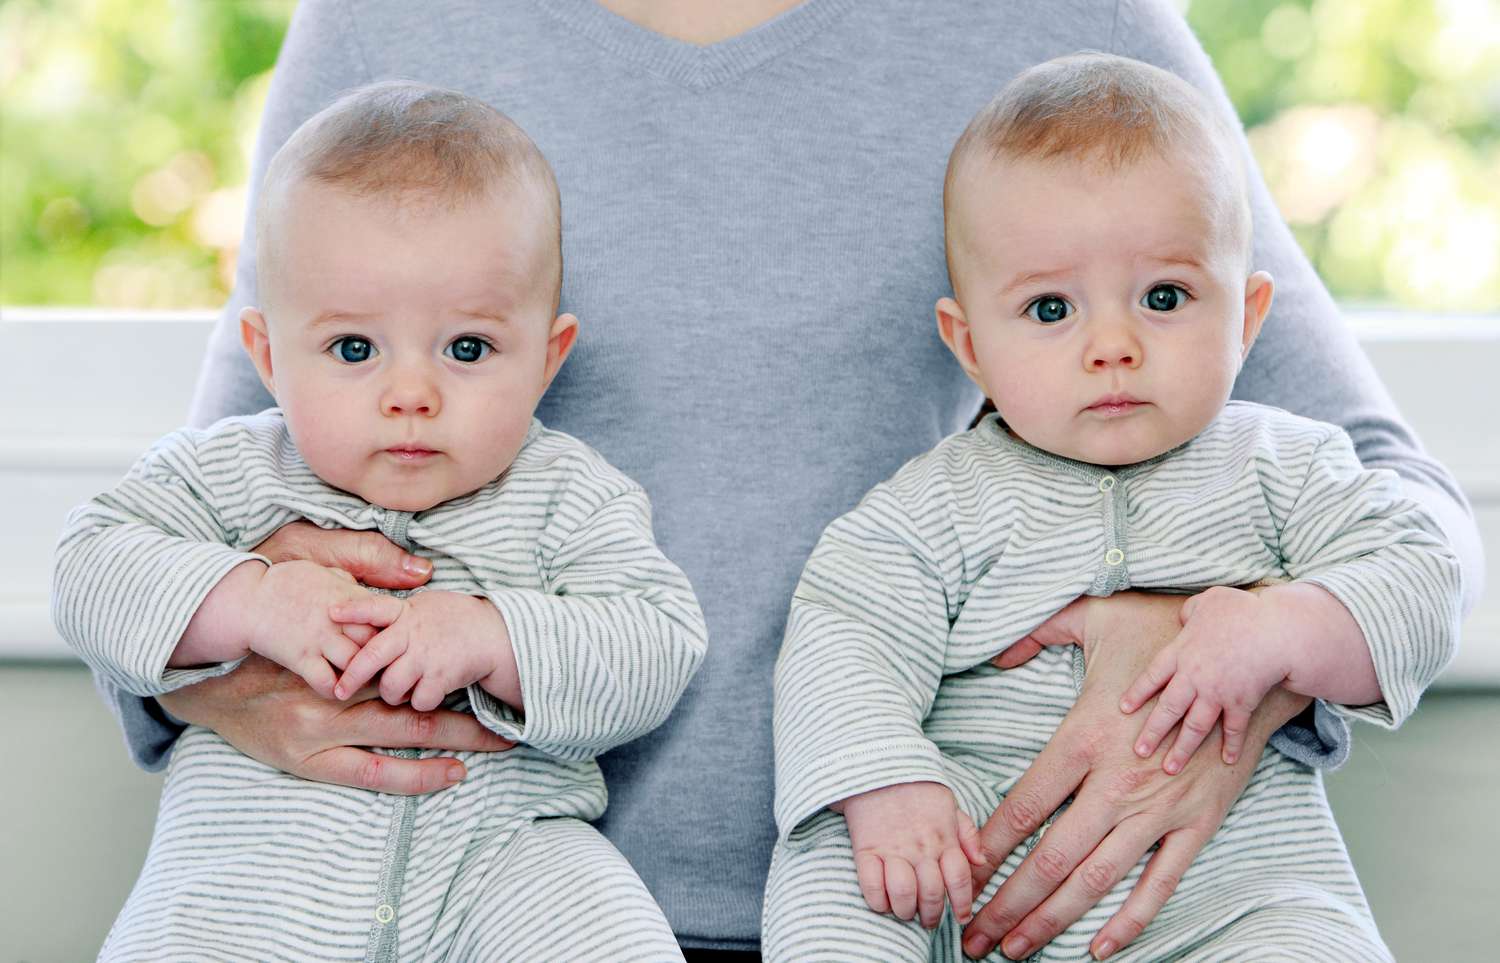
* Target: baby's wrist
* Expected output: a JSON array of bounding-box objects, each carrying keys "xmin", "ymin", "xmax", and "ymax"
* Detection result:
[
  {"xmin": 473, "ymin": 597, "xmax": 522, "ymax": 708},
  {"xmin": 170, "ymin": 559, "xmax": 268, "ymax": 667}
]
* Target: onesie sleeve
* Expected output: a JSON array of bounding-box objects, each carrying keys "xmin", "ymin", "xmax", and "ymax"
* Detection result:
[
  {"xmin": 1279, "ymin": 429, "xmax": 1462, "ymax": 731},
  {"xmin": 51, "ymin": 430, "xmax": 264, "ymax": 698},
  {"xmin": 772, "ymin": 484, "xmax": 956, "ymax": 845},
  {"xmin": 465, "ymin": 487, "xmax": 707, "ymax": 761}
]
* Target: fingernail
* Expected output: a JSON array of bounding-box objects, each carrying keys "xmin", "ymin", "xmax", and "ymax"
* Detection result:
[
  {"xmin": 334, "ymin": 684, "xmax": 346, "ymax": 699},
  {"xmin": 1165, "ymin": 759, "xmax": 1181, "ymax": 774},
  {"xmin": 403, "ymin": 555, "xmax": 432, "ymax": 576},
  {"xmin": 964, "ymin": 935, "xmax": 994, "ymax": 958},
  {"xmin": 1093, "ymin": 938, "xmax": 1117, "ymax": 960},
  {"xmin": 446, "ymin": 764, "xmax": 465, "ymax": 783},
  {"xmin": 1003, "ymin": 935, "xmax": 1030, "ymax": 958},
  {"xmin": 1119, "ymin": 698, "xmax": 1131, "ymax": 712},
  {"xmin": 1135, "ymin": 742, "xmax": 1150, "ymax": 756}
]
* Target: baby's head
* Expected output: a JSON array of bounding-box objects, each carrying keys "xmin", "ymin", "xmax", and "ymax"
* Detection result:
[
  {"xmin": 937, "ymin": 53, "xmax": 1274, "ymax": 467},
  {"xmin": 241, "ymin": 81, "xmax": 574, "ymax": 512}
]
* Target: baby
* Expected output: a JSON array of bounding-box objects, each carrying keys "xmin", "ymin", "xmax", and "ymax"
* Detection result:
[
  {"xmin": 53, "ymin": 82, "xmax": 706, "ymax": 961},
  {"xmin": 763, "ymin": 54, "xmax": 1460, "ymax": 962}
]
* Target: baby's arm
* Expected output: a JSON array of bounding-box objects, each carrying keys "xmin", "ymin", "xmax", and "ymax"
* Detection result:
[
  {"xmin": 1121, "ymin": 428, "xmax": 1462, "ymax": 771},
  {"xmin": 775, "ymin": 482, "xmax": 978, "ymax": 926},
  {"xmin": 454, "ymin": 485, "xmax": 707, "ymax": 760}
]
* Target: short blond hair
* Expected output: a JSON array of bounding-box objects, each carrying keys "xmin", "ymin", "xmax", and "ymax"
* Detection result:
[
  {"xmin": 943, "ymin": 53, "xmax": 1250, "ymax": 288},
  {"xmin": 257, "ymin": 80, "xmax": 562, "ymax": 311}
]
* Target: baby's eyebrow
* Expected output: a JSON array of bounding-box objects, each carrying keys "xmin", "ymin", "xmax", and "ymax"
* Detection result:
[
  {"xmin": 307, "ymin": 310, "xmax": 373, "ymax": 328},
  {"xmin": 1141, "ymin": 253, "xmax": 1207, "ymax": 271},
  {"xmin": 1000, "ymin": 268, "xmax": 1071, "ymax": 294}
]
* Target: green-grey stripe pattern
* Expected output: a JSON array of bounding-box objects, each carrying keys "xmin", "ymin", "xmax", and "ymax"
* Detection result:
[
  {"xmin": 52, "ymin": 411, "xmax": 704, "ymax": 961},
  {"xmin": 765, "ymin": 402, "xmax": 1460, "ymax": 960}
]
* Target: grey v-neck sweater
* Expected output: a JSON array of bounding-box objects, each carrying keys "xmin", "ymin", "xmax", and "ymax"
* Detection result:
[{"xmin": 107, "ymin": 0, "xmax": 1479, "ymax": 949}]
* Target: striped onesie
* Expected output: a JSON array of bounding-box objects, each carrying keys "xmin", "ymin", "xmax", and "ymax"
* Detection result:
[
  {"xmin": 764, "ymin": 402, "xmax": 1460, "ymax": 961},
  {"xmin": 53, "ymin": 412, "xmax": 707, "ymax": 962}
]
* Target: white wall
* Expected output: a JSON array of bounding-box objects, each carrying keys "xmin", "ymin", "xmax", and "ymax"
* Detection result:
[{"xmin": 2, "ymin": 310, "xmax": 1496, "ymax": 681}]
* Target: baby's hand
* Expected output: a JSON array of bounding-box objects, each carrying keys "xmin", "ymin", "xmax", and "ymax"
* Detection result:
[
  {"xmin": 246, "ymin": 560, "xmax": 374, "ymax": 699},
  {"xmin": 1119, "ymin": 586, "xmax": 1293, "ymax": 771},
  {"xmin": 834, "ymin": 781, "xmax": 981, "ymax": 929},
  {"xmin": 329, "ymin": 590, "xmax": 509, "ymax": 711}
]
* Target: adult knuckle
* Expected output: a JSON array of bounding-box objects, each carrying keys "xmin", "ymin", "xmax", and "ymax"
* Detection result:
[
  {"xmin": 1108, "ymin": 764, "xmax": 1153, "ymax": 798},
  {"xmin": 408, "ymin": 710, "xmax": 438, "ymax": 744},
  {"xmin": 1148, "ymin": 868, "xmax": 1182, "ymax": 902},
  {"xmin": 1030, "ymin": 908, "xmax": 1065, "ymax": 938},
  {"xmin": 1001, "ymin": 792, "xmax": 1046, "ymax": 835},
  {"xmin": 357, "ymin": 755, "xmax": 384, "ymax": 789},
  {"xmin": 1080, "ymin": 858, "xmax": 1118, "ymax": 898},
  {"xmin": 1030, "ymin": 845, "xmax": 1071, "ymax": 885},
  {"xmin": 1115, "ymin": 910, "xmax": 1149, "ymax": 940}
]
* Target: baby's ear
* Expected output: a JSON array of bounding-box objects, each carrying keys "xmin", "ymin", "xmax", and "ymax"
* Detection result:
[
  {"xmin": 1240, "ymin": 272, "xmax": 1274, "ymax": 359},
  {"xmin": 239, "ymin": 307, "xmax": 277, "ymax": 397},
  {"xmin": 541, "ymin": 313, "xmax": 579, "ymax": 388},
  {"xmin": 936, "ymin": 297, "xmax": 985, "ymax": 388}
]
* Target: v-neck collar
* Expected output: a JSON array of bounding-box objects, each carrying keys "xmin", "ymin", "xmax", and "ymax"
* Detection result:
[{"xmin": 540, "ymin": 0, "xmax": 858, "ymax": 91}]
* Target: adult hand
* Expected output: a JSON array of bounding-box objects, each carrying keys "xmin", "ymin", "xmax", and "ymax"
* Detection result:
[
  {"xmin": 157, "ymin": 655, "xmax": 515, "ymax": 794},
  {"xmin": 156, "ymin": 521, "xmax": 514, "ymax": 794},
  {"xmin": 965, "ymin": 593, "xmax": 1311, "ymax": 960}
]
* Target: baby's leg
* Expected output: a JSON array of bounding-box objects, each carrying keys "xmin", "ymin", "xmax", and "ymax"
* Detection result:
[
  {"xmin": 443, "ymin": 817, "xmax": 683, "ymax": 962},
  {"xmin": 763, "ymin": 808, "xmax": 970, "ymax": 963}
]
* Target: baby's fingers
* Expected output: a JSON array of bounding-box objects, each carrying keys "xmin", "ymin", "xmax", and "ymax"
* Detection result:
[
  {"xmin": 328, "ymin": 595, "xmax": 406, "ymax": 628},
  {"xmin": 957, "ymin": 809, "xmax": 983, "ymax": 867},
  {"xmin": 334, "ymin": 629, "xmax": 408, "ymax": 700},
  {"xmin": 917, "ymin": 858, "xmax": 947, "ymax": 929},
  {"xmin": 293, "ymin": 655, "xmax": 338, "ymax": 700},
  {"xmin": 1133, "ymin": 674, "xmax": 1196, "ymax": 758},
  {"xmin": 322, "ymin": 632, "xmax": 359, "ymax": 673},
  {"xmin": 884, "ymin": 857, "xmax": 918, "ymax": 921},
  {"xmin": 1120, "ymin": 646, "xmax": 1177, "ymax": 714},
  {"xmin": 940, "ymin": 846, "xmax": 974, "ymax": 925},
  {"xmin": 853, "ymin": 850, "xmax": 891, "ymax": 915},
  {"xmin": 1221, "ymin": 706, "xmax": 1252, "ymax": 765},
  {"xmin": 1162, "ymin": 696, "xmax": 1222, "ymax": 774}
]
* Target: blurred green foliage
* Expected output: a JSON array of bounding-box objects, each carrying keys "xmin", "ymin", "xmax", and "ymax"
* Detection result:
[{"xmin": 1, "ymin": 0, "xmax": 1496, "ymax": 311}]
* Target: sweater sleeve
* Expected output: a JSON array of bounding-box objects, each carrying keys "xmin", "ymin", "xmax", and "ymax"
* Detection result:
[
  {"xmin": 52, "ymin": 431, "xmax": 263, "ymax": 698},
  {"xmin": 1280, "ymin": 430, "xmax": 1462, "ymax": 730},
  {"xmin": 772, "ymin": 485, "xmax": 956, "ymax": 844},
  {"xmin": 465, "ymin": 487, "xmax": 707, "ymax": 762}
]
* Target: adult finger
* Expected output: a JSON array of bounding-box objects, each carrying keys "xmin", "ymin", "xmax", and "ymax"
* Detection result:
[
  {"xmin": 854, "ymin": 850, "xmax": 891, "ymax": 915},
  {"xmin": 302, "ymin": 745, "xmax": 465, "ymax": 795},
  {"xmin": 1133, "ymin": 675, "xmax": 1197, "ymax": 758},
  {"xmin": 970, "ymin": 744, "xmax": 1088, "ymax": 895},
  {"xmin": 941, "ymin": 846, "xmax": 974, "ymax": 925},
  {"xmin": 1090, "ymin": 830, "xmax": 1202, "ymax": 960},
  {"xmin": 334, "ymin": 628, "xmax": 408, "ymax": 699},
  {"xmin": 992, "ymin": 637, "xmax": 1044, "ymax": 670},
  {"xmin": 333, "ymin": 700, "xmax": 515, "ymax": 752},
  {"xmin": 992, "ymin": 815, "xmax": 1158, "ymax": 961},
  {"xmin": 917, "ymin": 858, "xmax": 946, "ymax": 929},
  {"xmin": 1163, "ymin": 698, "xmax": 1222, "ymax": 775},
  {"xmin": 255, "ymin": 523, "xmax": 432, "ymax": 590},
  {"xmin": 964, "ymin": 785, "xmax": 1125, "ymax": 957},
  {"xmin": 885, "ymin": 857, "xmax": 918, "ymax": 921}
]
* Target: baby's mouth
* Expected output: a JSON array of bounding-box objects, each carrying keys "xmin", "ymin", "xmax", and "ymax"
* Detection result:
[{"xmin": 384, "ymin": 445, "xmax": 440, "ymax": 462}]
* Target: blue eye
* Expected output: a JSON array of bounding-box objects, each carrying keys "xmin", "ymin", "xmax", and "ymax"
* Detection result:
[
  {"xmin": 1025, "ymin": 296, "xmax": 1073, "ymax": 324},
  {"xmin": 445, "ymin": 336, "xmax": 492, "ymax": 364},
  {"xmin": 1141, "ymin": 284, "xmax": 1189, "ymax": 312},
  {"xmin": 330, "ymin": 337, "xmax": 375, "ymax": 363}
]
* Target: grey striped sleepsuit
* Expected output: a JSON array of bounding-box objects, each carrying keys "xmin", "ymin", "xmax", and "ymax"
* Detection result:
[
  {"xmin": 765, "ymin": 403, "xmax": 1461, "ymax": 961},
  {"xmin": 54, "ymin": 412, "xmax": 706, "ymax": 962}
]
